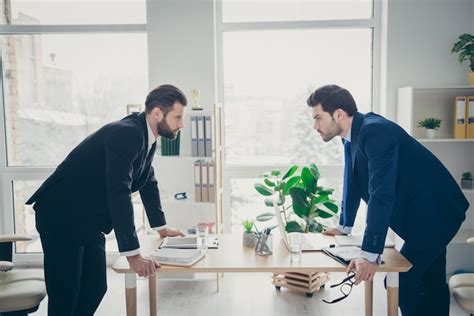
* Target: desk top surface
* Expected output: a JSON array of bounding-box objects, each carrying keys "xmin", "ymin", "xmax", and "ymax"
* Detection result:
[{"xmin": 112, "ymin": 234, "xmax": 412, "ymax": 274}]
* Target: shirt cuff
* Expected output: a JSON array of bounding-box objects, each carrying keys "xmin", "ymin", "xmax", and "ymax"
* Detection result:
[
  {"xmin": 120, "ymin": 248, "xmax": 140, "ymax": 257},
  {"xmin": 152, "ymin": 224, "xmax": 167, "ymax": 231},
  {"xmin": 361, "ymin": 250, "xmax": 382, "ymax": 264},
  {"xmin": 338, "ymin": 225, "xmax": 352, "ymax": 235}
]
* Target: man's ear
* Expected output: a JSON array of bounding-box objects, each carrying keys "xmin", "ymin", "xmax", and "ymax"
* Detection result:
[
  {"xmin": 333, "ymin": 108, "xmax": 345, "ymax": 122},
  {"xmin": 151, "ymin": 107, "xmax": 164, "ymax": 121}
]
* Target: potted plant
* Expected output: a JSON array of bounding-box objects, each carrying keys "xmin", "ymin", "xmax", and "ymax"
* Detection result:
[
  {"xmin": 452, "ymin": 33, "xmax": 474, "ymax": 85},
  {"xmin": 242, "ymin": 219, "xmax": 258, "ymax": 247},
  {"xmin": 417, "ymin": 117, "xmax": 442, "ymax": 139},
  {"xmin": 254, "ymin": 163, "xmax": 339, "ymax": 234},
  {"xmin": 461, "ymin": 172, "xmax": 473, "ymax": 189}
]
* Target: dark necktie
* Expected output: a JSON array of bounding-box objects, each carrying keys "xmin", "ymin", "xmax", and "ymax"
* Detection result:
[
  {"xmin": 147, "ymin": 141, "xmax": 157, "ymax": 162},
  {"xmin": 342, "ymin": 139, "xmax": 351, "ymax": 226}
]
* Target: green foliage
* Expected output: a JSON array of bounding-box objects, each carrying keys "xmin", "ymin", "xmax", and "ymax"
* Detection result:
[
  {"xmin": 452, "ymin": 33, "xmax": 474, "ymax": 71},
  {"xmin": 254, "ymin": 164, "xmax": 339, "ymax": 233},
  {"xmin": 242, "ymin": 219, "xmax": 255, "ymax": 233},
  {"xmin": 462, "ymin": 172, "xmax": 472, "ymax": 180},
  {"xmin": 417, "ymin": 117, "xmax": 442, "ymax": 130}
]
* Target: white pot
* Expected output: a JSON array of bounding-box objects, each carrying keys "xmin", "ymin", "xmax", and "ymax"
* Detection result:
[{"xmin": 426, "ymin": 129, "xmax": 435, "ymax": 139}]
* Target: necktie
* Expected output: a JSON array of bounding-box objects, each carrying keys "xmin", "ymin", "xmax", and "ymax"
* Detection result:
[
  {"xmin": 342, "ymin": 139, "xmax": 351, "ymax": 226},
  {"xmin": 147, "ymin": 141, "xmax": 157, "ymax": 162}
]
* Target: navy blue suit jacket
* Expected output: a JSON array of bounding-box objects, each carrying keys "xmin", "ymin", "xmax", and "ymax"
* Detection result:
[
  {"xmin": 342, "ymin": 112, "xmax": 469, "ymax": 254},
  {"xmin": 26, "ymin": 112, "xmax": 165, "ymax": 252}
]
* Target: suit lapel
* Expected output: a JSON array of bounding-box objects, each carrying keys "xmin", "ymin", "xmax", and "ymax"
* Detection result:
[{"xmin": 349, "ymin": 112, "xmax": 365, "ymax": 175}]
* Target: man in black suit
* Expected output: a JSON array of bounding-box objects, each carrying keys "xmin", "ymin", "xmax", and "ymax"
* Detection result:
[{"xmin": 26, "ymin": 84, "xmax": 187, "ymax": 315}]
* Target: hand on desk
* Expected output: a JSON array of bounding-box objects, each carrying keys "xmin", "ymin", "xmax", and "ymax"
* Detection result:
[
  {"xmin": 127, "ymin": 254, "xmax": 160, "ymax": 277},
  {"xmin": 158, "ymin": 227, "xmax": 185, "ymax": 238},
  {"xmin": 347, "ymin": 258, "xmax": 377, "ymax": 285},
  {"xmin": 322, "ymin": 227, "xmax": 344, "ymax": 236}
]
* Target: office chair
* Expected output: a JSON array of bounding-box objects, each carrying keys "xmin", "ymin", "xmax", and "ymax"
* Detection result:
[
  {"xmin": 449, "ymin": 237, "xmax": 474, "ymax": 315},
  {"xmin": 0, "ymin": 234, "xmax": 46, "ymax": 316}
]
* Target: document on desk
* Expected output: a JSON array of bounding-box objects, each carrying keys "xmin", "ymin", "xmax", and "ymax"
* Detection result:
[
  {"xmin": 322, "ymin": 246, "xmax": 362, "ymax": 265},
  {"xmin": 335, "ymin": 235, "xmax": 395, "ymax": 248}
]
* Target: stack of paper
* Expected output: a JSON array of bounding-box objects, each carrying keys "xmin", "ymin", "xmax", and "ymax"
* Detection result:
[{"xmin": 149, "ymin": 248, "xmax": 205, "ymax": 266}]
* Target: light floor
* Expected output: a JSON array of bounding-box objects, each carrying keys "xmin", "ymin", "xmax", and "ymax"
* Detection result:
[{"xmin": 32, "ymin": 270, "xmax": 468, "ymax": 316}]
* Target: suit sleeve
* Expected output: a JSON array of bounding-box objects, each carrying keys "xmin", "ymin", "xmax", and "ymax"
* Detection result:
[
  {"xmin": 104, "ymin": 127, "xmax": 142, "ymax": 253},
  {"xmin": 360, "ymin": 124, "xmax": 399, "ymax": 254},
  {"xmin": 139, "ymin": 166, "xmax": 166, "ymax": 228}
]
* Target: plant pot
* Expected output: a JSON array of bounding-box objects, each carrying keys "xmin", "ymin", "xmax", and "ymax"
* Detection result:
[
  {"xmin": 242, "ymin": 232, "xmax": 258, "ymax": 248},
  {"xmin": 461, "ymin": 179, "xmax": 473, "ymax": 190},
  {"xmin": 469, "ymin": 72, "xmax": 474, "ymax": 86},
  {"xmin": 426, "ymin": 129, "xmax": 436, "ymax": 139}
]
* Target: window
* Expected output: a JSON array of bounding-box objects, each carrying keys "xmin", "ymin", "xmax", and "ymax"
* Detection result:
[
  {"xmin": 217, "ymin": 0, "xmax": 378, "ymax": 231},
  {"xmin": 0, "ymin": 1, "xmax": 148, "ymax": 258}
]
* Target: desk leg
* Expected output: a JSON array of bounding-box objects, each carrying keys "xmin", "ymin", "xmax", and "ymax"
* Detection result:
[
  {"xmin": 216, "ymin": 272, "xmax": 220, "ymax": 292},
  {"xmin": 149, "ymin": 275, "xmax": 157, "ymax": 316},
  {"xmin": 125, "ymin": 273, "xmax": 137, "ymax": 316},
  {"xmin": 387, "ymin": 272, "xmax": 399, "ymax": 316},
  {"xmin": 365, "ymin": 280, "xmax": 373, "ymax": 316}
]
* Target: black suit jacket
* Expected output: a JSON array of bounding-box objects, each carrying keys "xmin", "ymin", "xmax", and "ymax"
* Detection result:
[
  {"xmin": 26, "ymin": 112, "xmax": 165, "ymax": 252},
  {"xmin": 342, "ymin": 112, "xmax": 469, "ymax": 254}
]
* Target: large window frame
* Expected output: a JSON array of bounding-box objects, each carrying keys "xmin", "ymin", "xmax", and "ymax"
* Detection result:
[
  {"xmin": 215, "ymin": 0, "xmax": 383, "ymax": 232},
  {"xmin": 0, "ymin": 22, "xmax": 147, "ymax": 264}
]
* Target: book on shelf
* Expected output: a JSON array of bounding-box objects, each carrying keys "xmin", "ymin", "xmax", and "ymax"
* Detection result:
[
  {"xmin": 454, "ymin": 96, "xmax": 467, "ymax": 139},
  {"xmin": 467, "ymin": 96, "xmax": 474, "ymax": 139},
  {"xmin": 149, "ymin": 248, "xmax": 205, "ymax": 266},
  {"xmin": 190, "ymin": 114, "xmax": 213, "ymax": 157}
]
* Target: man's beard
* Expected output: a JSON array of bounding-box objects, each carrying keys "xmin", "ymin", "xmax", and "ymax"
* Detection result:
[
  {"xmin": 157, "ymin": 119, "xmax": 179, "ymax": 140},
  {"xmin": 320, "ymin": 120, "xmax": 342, "ymax": 142}
]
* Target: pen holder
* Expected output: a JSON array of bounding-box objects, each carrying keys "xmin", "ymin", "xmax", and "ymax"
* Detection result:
[{"xmin": 255, "ymin": 233, "xmax": 273, "ymax": 256}]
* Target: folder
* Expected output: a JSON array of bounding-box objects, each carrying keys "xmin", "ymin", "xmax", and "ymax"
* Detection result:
[
  {"xmin": 467, "ymin": 96, "xmax": 474, "ymax": 139},
  {"xmin": 204, "ymin": 116, "xmax": 212, "ymax": 157},
  {"xmin": 191, "ymin": 116, "xmax": 199, "ymax": 156},
  {"xmin": 201, "ymin": 160, "xmax": 209, "ymax": 202},
  {"xmin": 454, "ymin": 96, "xmax": 467, "ymax": 139},
  {"xmin": 197, "ymin": 116, "xmax": 205, "ymax": 157},
  {"xmin": 194, "ymin": 160, "xmax": 202, "ymax": 202},
  {"xmin": 208, "ymin": 160, "xmax": 215, "ymax": 202}
]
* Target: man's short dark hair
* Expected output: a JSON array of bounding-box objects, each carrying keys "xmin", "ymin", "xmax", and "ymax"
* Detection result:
[
  {"xmin": 306, "ymin": 84, "xmax": 358, "ymax": 117},
  {"xmin": 145, "ymin": 84, "xmax": 187, "ymax": 115}
]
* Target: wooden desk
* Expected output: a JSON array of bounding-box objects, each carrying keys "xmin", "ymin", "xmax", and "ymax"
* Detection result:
[{"xmin": 112, "ymin": 234, "xmax": 411, "ymax": 316}]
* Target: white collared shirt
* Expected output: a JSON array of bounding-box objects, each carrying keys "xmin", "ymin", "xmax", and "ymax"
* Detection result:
[{"xmin": 146, "ymin": 118, "xmax": 157, "ymax": 152}]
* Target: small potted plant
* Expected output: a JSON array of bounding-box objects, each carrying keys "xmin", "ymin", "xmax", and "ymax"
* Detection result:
[
  {"xmin": 452, "ymin": 33, "xmax": 474, "ymax": 85},
  {"xmin": 417, "ymin": 117, "xmax": 442, "ymax": 139},
  {"xmin": 242, "ymin": 219, "xmax": 258, "ymax": 247},
  {"xmin": 461, "ymin": 172, "xmax": 473, "ymax": 190}
]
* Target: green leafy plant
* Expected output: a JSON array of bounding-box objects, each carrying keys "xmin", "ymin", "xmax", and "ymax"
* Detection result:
[
  {"xmin": 462, "ymin": 172, "xmax": 472, "ymax": 180},
  {"xmin": 242, "ymin": 219, "xmax": 255, "ymax": 233},
  {"xmin": 254, "ymin": 164, "xmax": 339, "ymax": 233},
  {"xmin": 417, "ymin": 118, "xmax": 442, "ymax": 130},
  {"xmin": 452, "ymin": 33, "xmax": 474, "ymax": 72}
]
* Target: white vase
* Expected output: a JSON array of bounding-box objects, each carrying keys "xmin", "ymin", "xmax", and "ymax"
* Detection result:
[{"xmin": 426, "ymin": 129, "xmax": 435, "ymax": 139}]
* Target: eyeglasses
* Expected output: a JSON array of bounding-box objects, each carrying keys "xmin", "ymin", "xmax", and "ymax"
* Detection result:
[{"xmin": 322, "ymin": 273, "xmax": 356, "ymax": 304}]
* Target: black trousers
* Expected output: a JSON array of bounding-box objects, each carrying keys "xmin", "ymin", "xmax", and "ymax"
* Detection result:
[
  {"xmin": 39, "ymin": 231, "xmax": 107, "ymax": 316},
  {"xmin": 398, "ymin": 245, "xmax": 449, "ymax": 316}
]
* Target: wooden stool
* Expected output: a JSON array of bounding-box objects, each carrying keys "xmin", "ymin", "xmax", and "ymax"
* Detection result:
[{"xmin": 272, "ymin": 272, "xmax": 330, "ymax": 297}]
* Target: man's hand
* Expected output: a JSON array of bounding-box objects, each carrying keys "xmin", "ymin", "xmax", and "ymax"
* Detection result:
[
  {"xmin": 158, "ymin": 227, "xmax": 185, "ymax": 238},
  {"xmin": 346, "ymin": 258, "xmax": 377, "ymax": 285},
  {"xmin": 127, "ymin": 254, "xmax": 160, "ymax": 277},
  {"xmin": 322, "ymin": 227, "xmax": 345, "ymax": 236}
]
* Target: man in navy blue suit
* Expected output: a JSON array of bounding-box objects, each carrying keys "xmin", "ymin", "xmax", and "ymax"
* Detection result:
[{"xmin": 307, "ymin": 84, "xmax": 469, "ymax": 315}]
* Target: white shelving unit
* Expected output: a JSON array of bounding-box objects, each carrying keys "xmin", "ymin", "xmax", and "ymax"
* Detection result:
[
  {"xmin": 397, "ymin": 86, "xmax": 474, "ymax": 275},
  {"xmin": 152, "ymin": 104, "xmax": 223, "ymax": 235}
]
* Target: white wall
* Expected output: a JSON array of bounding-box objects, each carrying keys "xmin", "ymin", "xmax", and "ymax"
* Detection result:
[{"xmin": 384, "ymin": 0, "xmax": 473, "ymax": 120}]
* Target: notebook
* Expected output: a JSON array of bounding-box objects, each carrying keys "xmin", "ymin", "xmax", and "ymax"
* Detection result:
[
  {"xmin": 149, "ymin": 248, "xmax": 206, "ymax": 266},
  {"xmin": 321, "ymin": 246, "xmax": 362, "ymax": 266},
  {"xmin": 160, "ymin": 235, "xmax": 219, "ymax": 249}
]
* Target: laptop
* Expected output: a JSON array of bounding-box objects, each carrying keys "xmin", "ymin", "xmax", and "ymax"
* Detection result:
[{"xmin": 273, "ymin": 203, "xmax": 334, "ymax": 251}]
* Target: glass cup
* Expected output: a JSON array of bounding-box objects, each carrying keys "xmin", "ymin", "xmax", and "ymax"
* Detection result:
[
  {"xmin": 288, "ymin": 232, "xmax": 302, "ymax": 263},
  {"xmin": 196, "ymin": 223, "xmax": 209, "ymax": 250}
]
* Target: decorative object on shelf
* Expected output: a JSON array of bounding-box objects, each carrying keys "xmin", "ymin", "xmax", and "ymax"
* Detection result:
[
  {"xmin": 461, "ymin": 172, "xmax": 473, "ymax": 189},
  {"xmin": 417, "ymin": 117, "xmax": 442, "ymax": 139},
  {"xmin": 254, "ymin": 164, "xmax": 339, "ymax": 233},
  {"xmin": 242, "ymin": 219, "xmax": 258, "ymax": 247},
  {"xmin": 451, "ymin": 33, "xmax": 474, "ymax": 85},
  {"xmin": 192, "ymin": 89, "xmax": 203, "ymax": 110},
  {"xmin": 174, "ymin": 192, "xmax": 187, "ymax": 200},
  {"xmin": 161, "ymin": 131, "xmax": 181, "ymax": 156}
]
